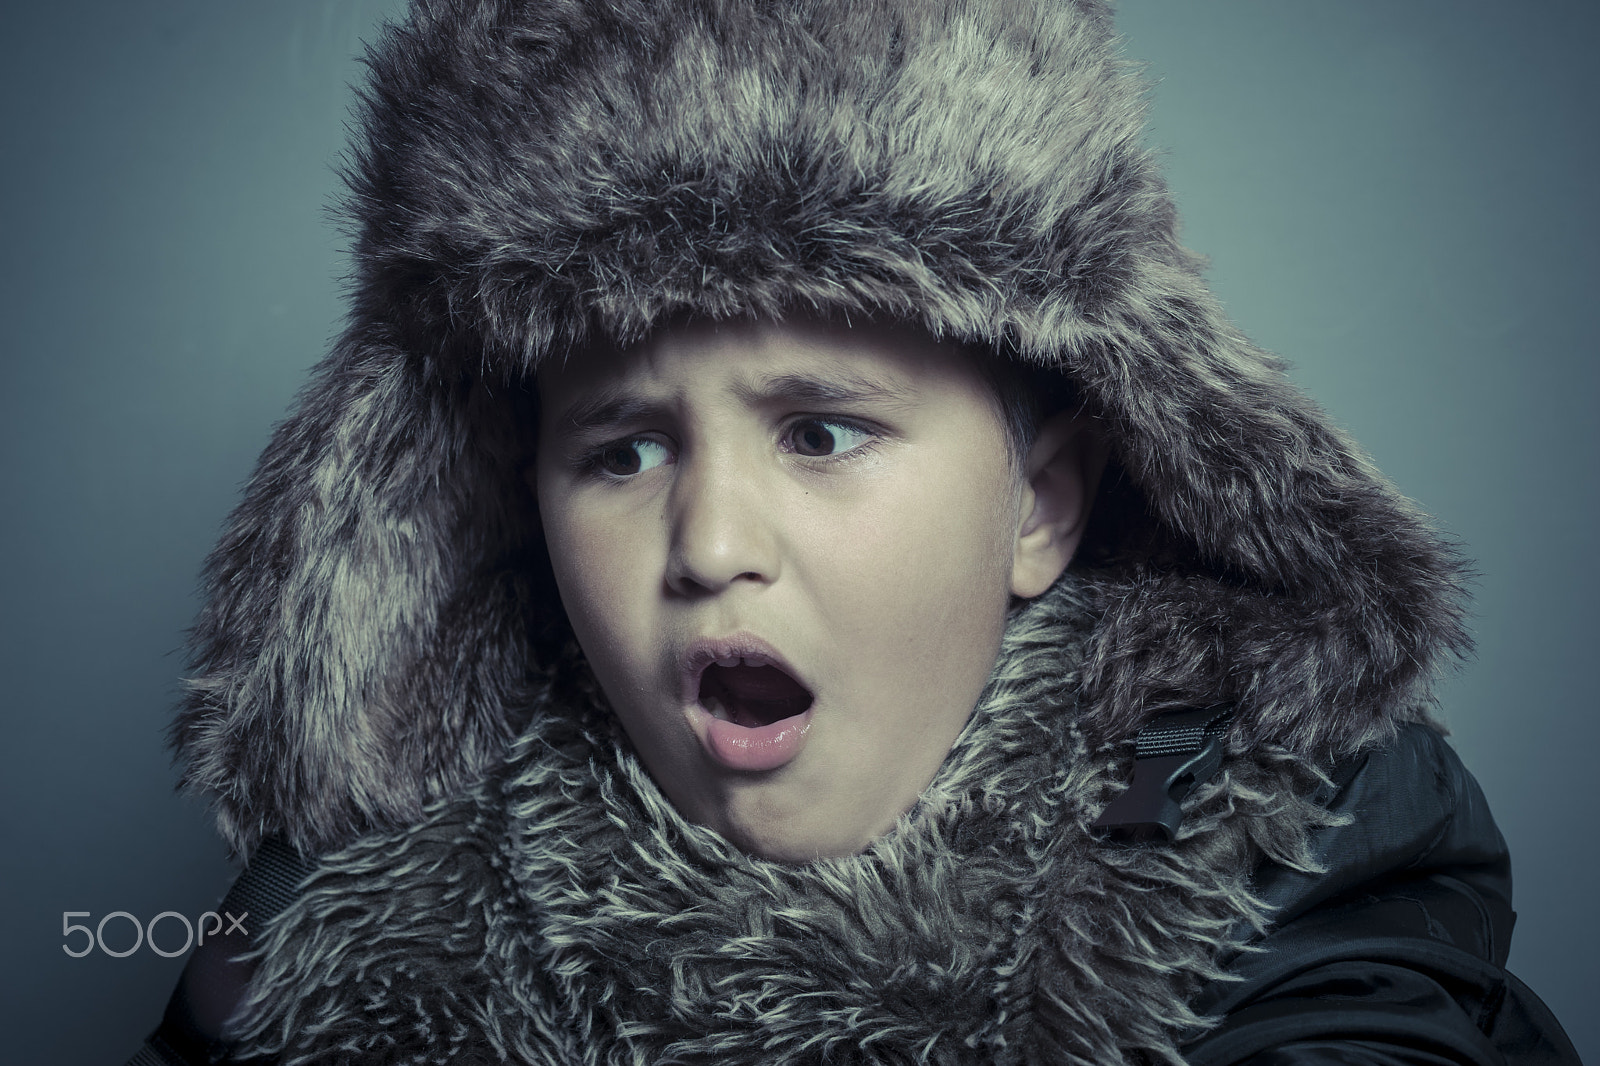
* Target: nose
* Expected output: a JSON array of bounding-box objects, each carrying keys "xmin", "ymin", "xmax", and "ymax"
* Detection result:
[{"xmin": 664, "ymin": 448, "xmax": 780, "ymax": 597}]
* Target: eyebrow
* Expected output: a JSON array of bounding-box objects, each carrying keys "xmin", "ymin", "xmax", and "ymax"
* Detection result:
[
  {"xmin": 556, "ymin": 393, "xmax": 666, "ymax": 436},
  {"xmin": 554, "ymin": 371, "xmax": 914, "ymax": 436},
  {"xmin": 730, "ymin": 372, "xmax": 913, "ymax": 410}
]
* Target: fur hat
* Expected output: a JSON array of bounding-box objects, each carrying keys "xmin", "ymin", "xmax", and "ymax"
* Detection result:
[{"xmin": 173, "ymin": 0, "xmax": 1468, "ymax": 857}]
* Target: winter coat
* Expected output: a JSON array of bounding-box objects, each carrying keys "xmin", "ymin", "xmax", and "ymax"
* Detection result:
[{"xmin": 137, "ymin": 0, "xmax": 1577, "ymax": 1063}]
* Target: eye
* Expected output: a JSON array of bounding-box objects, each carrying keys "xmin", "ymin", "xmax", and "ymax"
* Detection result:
[
  {"xmin": 596, "ymin": 437, "xmax": 673, "ymax": 477},
  {"xmin": 787, "ymin": 419, "xmax": 874, "ymax": 458}
]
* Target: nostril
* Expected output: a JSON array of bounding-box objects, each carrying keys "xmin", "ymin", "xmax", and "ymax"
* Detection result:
[{"xmin": 666, "ymin": 522, "xmax": 780, "ymax": 592}]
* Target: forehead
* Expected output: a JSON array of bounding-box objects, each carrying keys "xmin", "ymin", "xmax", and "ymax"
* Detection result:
[{"xmin": 536, "ymin": 317, "xmax": 995, "ymax": 418}]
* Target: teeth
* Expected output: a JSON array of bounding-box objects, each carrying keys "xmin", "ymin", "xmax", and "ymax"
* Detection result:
[
  {"xmin": 716, "ymin": 655, "xmax": 740, "ymax": 668},
  {"xmin": 703, "ymin": 695, "xmax": 733, "ymax": 722}
]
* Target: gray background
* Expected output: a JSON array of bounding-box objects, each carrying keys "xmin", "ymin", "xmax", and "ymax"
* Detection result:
[{"xmin": 1, "ymin": 2, "xmax": 1593, "ymax": 1062}]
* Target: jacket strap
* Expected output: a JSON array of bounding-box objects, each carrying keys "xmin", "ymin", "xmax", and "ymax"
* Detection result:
[
  {"xmin": 1092, "ymin": 706, "xmax": 1233, "ymax": 843},
  {"xmin": 123, "ymin": 837, "xmax": 317, "ymax": 1066}
]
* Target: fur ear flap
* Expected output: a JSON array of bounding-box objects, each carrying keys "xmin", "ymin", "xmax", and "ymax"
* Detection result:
[
  {"xmin": 172, "ymin": 328, "xmax": 553, "ymax": 856},
  {"xmin": 1048, "ymin": 302, "xmax": 1471, "ymax": 756}
]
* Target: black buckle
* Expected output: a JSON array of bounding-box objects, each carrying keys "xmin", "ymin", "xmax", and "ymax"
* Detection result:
[{"xmin": 1091, "ymin": 707, "xmax": 1232, "ymax": 843}]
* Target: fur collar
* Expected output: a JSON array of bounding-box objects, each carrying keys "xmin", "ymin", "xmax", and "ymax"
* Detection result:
[{"xmin": 235, "ymin": 576, "xmax": 1344, "ymax": 1065}]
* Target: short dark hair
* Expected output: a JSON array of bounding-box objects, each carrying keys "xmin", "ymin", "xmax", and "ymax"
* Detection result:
[{"xmin": 973, "ymin": 352, "xmax": 1079, "ymax": 474}]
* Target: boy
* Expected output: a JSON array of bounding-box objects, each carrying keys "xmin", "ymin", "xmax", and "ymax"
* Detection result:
[
  {"xmin": 135, "ymin": 1, "xmax": 1577, "ymax": 1063},
  {"xmin": 528, "ymin": 317, "xmax": 1100, "ymax": 862}
]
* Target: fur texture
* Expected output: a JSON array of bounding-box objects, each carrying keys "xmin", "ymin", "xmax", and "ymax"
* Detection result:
[
  {"xmin": 173, "ymin": 0, "xmax": 1467, "ymax": 860},
  {"xmin": 231, "ymin": 576, "xmax": 1347, "ymax": 1065},
  {"xmin": 173, "ymin": 1, "xmax": 1470, "ymax": 1058}
]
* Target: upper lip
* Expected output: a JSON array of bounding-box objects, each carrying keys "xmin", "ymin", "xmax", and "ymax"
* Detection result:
[{"xmin": 679, "ymin": 632, "xmax": 812, "ymax": 707}]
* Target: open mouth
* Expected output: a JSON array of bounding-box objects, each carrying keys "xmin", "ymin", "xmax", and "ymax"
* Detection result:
[
  {"xmin": 699, "ymin": 660, "xmax": 814, "ymax": 728},
  {"xmin": 683, "ymin": 638, "xmax": 817, "ymax": 771}
]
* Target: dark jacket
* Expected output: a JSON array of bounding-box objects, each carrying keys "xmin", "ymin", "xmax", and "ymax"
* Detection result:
[
  {"xmin": 134, "ymin": 0, "xmax": 1576, "ymax": 1062},
  {"xmin": 1185, "ymin": 724, "xmax": 1577, "ymax": 1065}
]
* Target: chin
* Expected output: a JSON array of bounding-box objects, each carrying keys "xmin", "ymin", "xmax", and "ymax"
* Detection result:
[
  {"xmin": 712, "ymin": 793, "xmax": 888, "ymax": 864},
  {"xmin": 734, "ymin": 828, "xmax": 862, "ymax": 865}
]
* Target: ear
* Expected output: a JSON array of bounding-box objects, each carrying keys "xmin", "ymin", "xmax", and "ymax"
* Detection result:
[{"xmin": 1010, "ymin": 410, "xmax": 1105, "ymax": 599}]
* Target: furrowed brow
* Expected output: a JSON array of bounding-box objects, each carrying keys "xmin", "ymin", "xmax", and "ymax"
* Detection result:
[
  {"xmin": 556, "ymin": 392, "xmax": 665, "ymax": 436},
  {"xmin": 735, "ymin": 373, "xmax": 913, "ymax": 410},
  {"xmin": 553, "ymin": 372, "xmax": 912, "ymax": 436}
]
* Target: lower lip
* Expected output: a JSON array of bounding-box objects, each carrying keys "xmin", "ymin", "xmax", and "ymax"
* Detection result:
[{"xmin": 693, "ymin": 706, "xmax": 814, "ymax": 772}]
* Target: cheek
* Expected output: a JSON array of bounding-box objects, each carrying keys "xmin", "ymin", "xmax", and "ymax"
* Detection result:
[
  {"xmin": 538, "ymin": 484, "xmax": 654, "ymax": 679},
  {"xmin": 806, "ymin": 460, "xmax": 1017, "ymax": 686}
]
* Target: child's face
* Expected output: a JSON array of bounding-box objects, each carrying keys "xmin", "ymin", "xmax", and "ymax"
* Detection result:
[{"xmin": 533, "ymin": 318, "xmax": 1037, "ymax": 861}]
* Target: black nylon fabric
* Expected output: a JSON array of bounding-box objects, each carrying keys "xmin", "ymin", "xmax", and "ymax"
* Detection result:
[
  {"xmin": 1182, "ymin": 725, "xmax": 1579, "ymax": 1066},
  {"xmin": 132, "ymin": 839, "xmax": 319, "ymax": 1066}
]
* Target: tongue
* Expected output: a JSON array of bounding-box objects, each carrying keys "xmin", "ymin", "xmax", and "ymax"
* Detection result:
[{"xmin": 701, "ymin": 664, "xmax": 813, "ymax": 728}]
